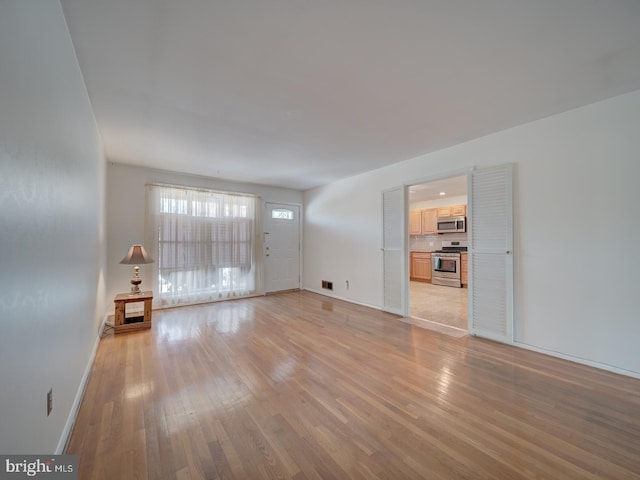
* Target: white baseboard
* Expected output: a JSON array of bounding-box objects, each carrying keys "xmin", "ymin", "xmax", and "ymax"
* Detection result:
[
  {"xmin": 302, "ymin": 288, "xmax": 383, "ymax": 312},
  {"xmin": 55, "ymin": 315, "xmax": 105, "ymax": 453},
  {"xmin": 515, "ymin": 341, "xmax": 640, "ymax": 380}
]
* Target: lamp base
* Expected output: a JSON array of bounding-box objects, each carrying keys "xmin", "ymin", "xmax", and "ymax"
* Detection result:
[
  {"xmin": 130, "ymin": 279, "xmax": 142, "ymax": 294},
  {"xmin": 130, "ymin": 266, "xmax": 143, "ymax": 294}
]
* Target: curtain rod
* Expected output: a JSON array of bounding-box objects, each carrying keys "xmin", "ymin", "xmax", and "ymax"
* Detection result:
[{"xmin": 146, "ymin": 182, "xmax": 260, "ymax": 199}]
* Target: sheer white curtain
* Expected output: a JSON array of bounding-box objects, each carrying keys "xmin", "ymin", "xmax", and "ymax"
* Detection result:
[{"xmin": 145, "ymin": 184, "xmax": 263, "ymax": 307}]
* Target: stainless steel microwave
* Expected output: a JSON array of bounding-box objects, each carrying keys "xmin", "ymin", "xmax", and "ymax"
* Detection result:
[{"xmin": 437, "ymin": 216, "xmax": 466, "ymax": 234}]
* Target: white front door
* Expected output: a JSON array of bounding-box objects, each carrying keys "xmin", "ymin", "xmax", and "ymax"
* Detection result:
[{"xmin": 264, "ymin": 203, "xmax": 300, "ymax": 293}]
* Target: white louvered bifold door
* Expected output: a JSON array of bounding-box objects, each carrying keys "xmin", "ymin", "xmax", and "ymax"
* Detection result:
[
  {"xmin": 468, "ymin": 164, "xmax": 514, "ymax": 343},
  {"xmin": 382, "ymin": 187, "xmax": 404, "ymax": 315}
]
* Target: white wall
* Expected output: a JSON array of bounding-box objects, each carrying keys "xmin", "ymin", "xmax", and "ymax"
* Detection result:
[
  {"xmin": 304, "ymin": 89, "xmax": 640, "ymax": 375},
  {"xmin": 106, "ymin": 162, "xmax": 303, "ymax": 310},
  {"xmin": 0, "ymin": 1, "xmax": 106, "ymax": 453}
]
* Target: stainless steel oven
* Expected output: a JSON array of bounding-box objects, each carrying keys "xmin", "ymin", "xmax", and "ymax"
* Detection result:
[
  {"xmin": 432, "ymin": 252, "xmax": 461, "ymax": 287},
  {"xmin": 431, "ymin": 240, "xmax": 467, "ymax": 287}
]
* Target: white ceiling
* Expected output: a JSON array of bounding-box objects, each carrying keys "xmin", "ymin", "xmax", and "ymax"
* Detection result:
[
  {"xmin": 410, "ymin": 176, "xmax": 468, "ymax": 204},
  {"xmin": 60, "ymin": 0, "xmax": 640, "ymax": 191}
]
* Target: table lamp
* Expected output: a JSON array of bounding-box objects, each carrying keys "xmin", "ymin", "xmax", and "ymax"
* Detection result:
[{"xmin": 120, "ymin": 244, "xmax": 154, "ymax": 294}]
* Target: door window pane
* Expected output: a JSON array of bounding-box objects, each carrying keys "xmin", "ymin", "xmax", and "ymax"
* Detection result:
[{"xmin": 272, "ymin": 208, "xmax": 294, "ymax": 220}]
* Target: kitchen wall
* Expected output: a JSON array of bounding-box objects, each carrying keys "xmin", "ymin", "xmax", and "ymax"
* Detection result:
[
  {"xmin": 409, "ymin": 232, "xmax": 467, "ymax": 253},
  {"xmin": 304, "ymin": 89, "xmax": 640, "ymax": 376},
  {"xmin": 0, "ymin": 1, "xmax": 106, "ymax": 453},
  {"xmin": 106, "ymin": 162, "xmax": 303, "ymax": 311}
]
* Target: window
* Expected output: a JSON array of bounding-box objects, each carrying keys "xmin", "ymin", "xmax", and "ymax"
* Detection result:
[
  {"xmin": 146, "ymin": 184, "xmax": 262, "ymax": 306},
  {"xmin": 271, "ymin": 208, "xmax": 294, "ymax": 220}
]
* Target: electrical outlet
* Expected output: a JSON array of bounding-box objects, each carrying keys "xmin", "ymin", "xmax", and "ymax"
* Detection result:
[{"xmin": 47, "ymin": 389, "xmax": 53, "ymax": 416}]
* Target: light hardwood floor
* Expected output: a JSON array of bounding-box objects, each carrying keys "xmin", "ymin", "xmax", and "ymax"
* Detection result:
[{"xmin": 67, "ymin": 291, "xmax": 640, "ymax": 479}]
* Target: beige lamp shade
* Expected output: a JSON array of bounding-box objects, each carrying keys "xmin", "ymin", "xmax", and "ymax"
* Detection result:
[
  {"xmin": 120, "ymin": 245, "xmax": 154, "ymax": 294},
  {"xmin": 120, "ymin": 245, "xmax": 154, "ymax": 265}
]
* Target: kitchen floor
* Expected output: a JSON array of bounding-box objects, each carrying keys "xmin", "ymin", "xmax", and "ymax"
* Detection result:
[{"xmin": 409, "ymin": 281, "xmax": 468, "ymax": 332}]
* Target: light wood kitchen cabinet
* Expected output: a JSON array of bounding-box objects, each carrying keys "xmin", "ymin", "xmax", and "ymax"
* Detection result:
[
  {"xmin": 420, "ymin": 209, "xmax": 438, "ymax": 235},
  {"xmin": 410, "ymin": 252, "xmax": 432, "ymax": 282},
  {"xmin": 437, "ymin": 204, "xmax": 466, "ymax": 218},
  {"xmin": 437, "ymin": 206, "xmax": 452, "ymax": 218},
  {"xmin": 409, "ymin": 208, "xmax": 437, "ymax": 235},
  {"xmin": 451, "ymin": 204, "xmax": 466, "ymax": 216},
  {"xmin": 409, "ymin": 210, "xmax": 422, "ymax": 235},
  {"xmin": 461, "ymin": 252, "xmax": 468, "ymax": 287}
]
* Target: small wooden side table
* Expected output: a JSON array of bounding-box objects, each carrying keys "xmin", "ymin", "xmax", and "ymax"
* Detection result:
[{"xmin": 113, "ymin": 291, "xmax": 153, "ymax": 334}]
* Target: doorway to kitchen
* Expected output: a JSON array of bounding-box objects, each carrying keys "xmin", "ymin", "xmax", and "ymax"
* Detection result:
[{"xmin": 408, "ymin": 175, "xmax": 468, "ymax": 333}]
